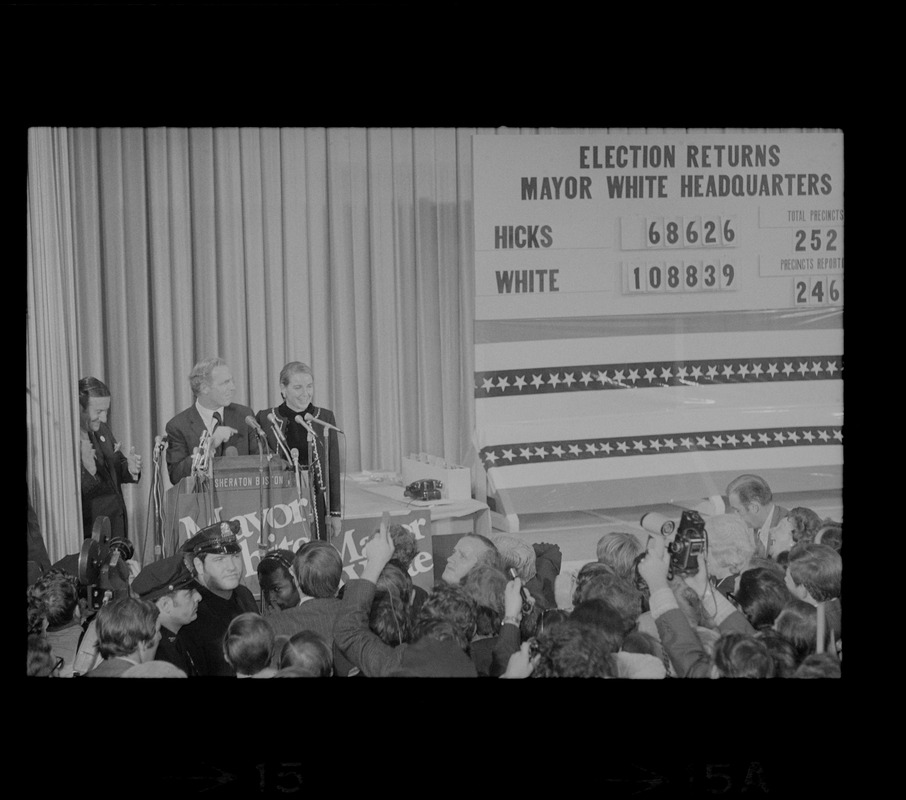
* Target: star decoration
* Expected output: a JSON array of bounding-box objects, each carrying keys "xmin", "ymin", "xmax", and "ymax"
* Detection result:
[
  {"xmin": 501, "ymin": 449, "xmax": 516, "ymax": 461},
  {"xmin": 597, "ymin": 370, "xmax": 610, "ymax": 385},
  {"xmin": 644, "ymin": 368, "xmax": 658, "ymax": 383},
  {"xmin": 632, "ymin": 440, "xmax": 646, "ymax": 452},
  {"xmin": 725, "ymin": 434, "xmax": 739, "ymax": 447},
  {"xmin": 736, "ymin": 363, "xmax": 750, "ymax": 378},
  {"xmin": 766, "ymin": 363, "xmax": 779, "ymax": 377},
  {"xmin": 796, "ymin": 361, "xmax": 810, "ymax": 377},
  {"xmin": 627, "ymin": 369, "xmax": 640, "ymax": 384},
  {"xmin": 711, "ymin": 435, "xmax": 725, "ymax": 447},
  {"xmin": 825, "ymin": 361, "xmax": 839, "ymax": 376},
  {"xmin": 481, "ymin": 377, "xmax": 495, "ymax": 392},
  {"xmin": 786, "ymin": 430, "xmax": 800, "ymax": 443},
  {"xmin": 616, "ymin": 441, "xmax": 629, "ymax": 453},
  {"xmin": 534, "ymin": 447, "xmax": 548, "ymax": 458},
  {"xmin": 551, "ymin": 445, "xmax": 564, "ymax": 458},
  {"xmin": 585, "ymin": 443, "xmax": 598, "ymax": 454},
  {"xmin": 580, "ymin": 372, "xmax": 594, "ymax": 386},
  {"xmin": 547, "ymin": 373, "xmax": 562, "ymax": 389},
  {"xmin": 705, "ymin": 365, "xmax": 720, "ymax": 379},
  {"xmin": 750, "ymin": 363, "xmax": 764, "ymax": 378},
  {"xmin": 530, "ymin": 374, "xmax": 544, "ymax": 389},
  {"xmin": 663, "ymin": 439, "xmax": 677, "ymax": 450},
  {"xmin": 757, "ymin": 433, "xmax": 770, "ymax": 444},
  {"xmin": 648, "ymin": 439, "xmax": 663, "ymax": 451},
  {"xmin": 689, "ymin": 365, "xmax": 703, "ymax": 380},
  {"xmin": 782, "ymin": 362, "xmax": 795, "ymax": 377},
  {"xmin": 773, "ymin": 432, "xmax": 786, "ymax": 443},
  {"xmin": 484, "ymin": 451, "xmax": 498, "ymax": 464},
  {"xmin": 817, "ymin": 430, "xmax": 829, "ymax": 441},
  {"xmin": 833, "ymin": 429, "xmax": 843, "ymax": 442},
  {"xmin": 659, "ymin": 367, "xmax": 673, "ymax": 381},
  {"xmin": 742, "ymin": 434, "xmax": 755, "ymax": 445},
  {"xmin": 513, "ymin": 375, "xmax": 527, "ymax": 390},
  {"xmin": 809, "ymin": 361, "xmax": 823, "ymax": 376},
  {"xmin": 600, "ymin": 442, "xmax": 613, "ymax": 454},
  {"xmin": 519, "ymin": 447, "xmax": 534, "ymax": 459},
  {"xmin": 562, "ymin": 373, "xmax": 576, "ymax": 387},
  {"xmin": 495, "ymin": 375, "xmax": 510, "ymax": 391},
  {"xmin": 696, "ymin": 436, "xmax": 709, "ymax": 448},
  {"xmin": 802, "ymin": 430, "xmax": 815, "ymax": 442},
  {"xmin": 679, "ymin": 437, "xmax": 693, "ymax": 449},
  {"xmin": 721, "ymin": 364, "xmax": 735, "ymax": 378},
  {"xmin": 568, "ymin": 444, "xmax": 582, "ymax": 456}
]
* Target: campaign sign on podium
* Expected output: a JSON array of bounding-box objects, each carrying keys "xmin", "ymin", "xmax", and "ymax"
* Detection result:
[
  {"xmin": 331, "ymin": 509, "xmax": 434, "ymax": 593},
  {"xmin": 162, "ymin": 455, "xmax": 316, "ymax": 596}
]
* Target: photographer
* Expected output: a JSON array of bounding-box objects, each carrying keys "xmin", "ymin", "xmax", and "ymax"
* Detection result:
[{"xmin": 638, "ymin": 533, "xmax": 756, "ymax": 678}]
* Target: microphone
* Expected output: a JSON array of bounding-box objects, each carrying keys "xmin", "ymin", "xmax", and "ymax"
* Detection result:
[
  {"xmin": 294, "ymin": 415, "xmax": 317, "ymax": 436},
  {"xmin": 304, "ymin": 413, "xmax": 344, "ymax": 435},
  {"xmin": 246, "ymin": 415, "xmax": 264, "ymax": 435},
  {"xmin": 267, "ymin": 412, "xmax": 293, "ymax": 462},
  {"xmin": 154, "ymin": 434, "xmax": 169, "ymax": 450}
]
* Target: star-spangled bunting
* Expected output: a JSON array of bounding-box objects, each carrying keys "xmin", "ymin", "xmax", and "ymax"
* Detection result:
[
  {"xmin": 475, "ymin": 356, "xmax": 843, "ymax": 396},
  {"xmin": 479, "ymin": 426, "xmax": 843, "ymax": 470}
]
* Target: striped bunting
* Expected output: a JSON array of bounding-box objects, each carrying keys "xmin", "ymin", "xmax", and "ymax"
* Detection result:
[
  {"xmin": 476, "ymin": 356, "xmax": 843, "ymax": 397},
  {"xmin": 480, "ymin": 425, "xmax": 842, "ymax": 470}
]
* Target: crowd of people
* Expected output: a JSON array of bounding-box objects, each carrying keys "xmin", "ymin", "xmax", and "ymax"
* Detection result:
[
  {"xmin": 28, "ymin": 464, "xmax": 841, "ymax": 678},
  {"xmin": 27, "ymin": 359, "xmax": 841, "ymax": 678}
]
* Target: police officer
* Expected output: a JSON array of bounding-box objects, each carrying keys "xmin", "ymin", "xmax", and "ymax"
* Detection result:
[
  {"xmin": 176, "ymin": 520, "xmax": 257, "ymax": 676},
  {"xmin": 132, "ymin": 553, "xmax": 203, "ymax": 677}
]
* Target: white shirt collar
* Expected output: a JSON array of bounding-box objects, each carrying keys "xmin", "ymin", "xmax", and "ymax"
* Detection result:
[{"xmin": 195, "ymin": 401, "xmax": 225, "ymax": 433}]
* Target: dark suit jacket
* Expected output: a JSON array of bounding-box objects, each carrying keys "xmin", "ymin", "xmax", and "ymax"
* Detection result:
[
  {"xmin": 255, "ymin": 403, "xmax": 341, "ymax": 518},
  {"xmin": 165, "ymin": 402, "xmax": 259, "ymax": 485},
  {"xmin": 80, "ymin": 421, "xmax": 139, "ymax": 539},
  {"xmin": 83, "ymin": 657, "xmax": 137, "ymax": 678},
  {"xmin": 264, "ymin": 597, "xmax": 356, "ymax": 677}
]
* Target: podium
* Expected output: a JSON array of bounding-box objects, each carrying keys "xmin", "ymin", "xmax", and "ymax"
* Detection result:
[
  {"xmin": 161, "ymin": 455, "xmax": 314, "ymax": 595},
  {"xmin": 160, "ymin": 458, "xmax": 440, "ymax": 596}
]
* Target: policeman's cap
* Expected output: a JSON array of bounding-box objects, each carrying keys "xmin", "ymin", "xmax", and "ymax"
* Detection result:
[
  {"xmin": 180, "ymin": 520, "xmax": 243, "ymax": 556},
  {"xmin": 132, "ymin": 554, "xmax": 197, "ymax": 602}
]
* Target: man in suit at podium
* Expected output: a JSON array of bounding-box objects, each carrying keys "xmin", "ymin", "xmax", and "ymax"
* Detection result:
[{"xmin": 165, "ymin": 357, "xmax": 259, "ymax": 485}]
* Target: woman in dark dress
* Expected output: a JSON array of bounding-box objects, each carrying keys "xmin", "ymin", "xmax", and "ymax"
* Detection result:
[{"xmin": 256, "ymin": 362, "xmax": 341, "ymax": 541}]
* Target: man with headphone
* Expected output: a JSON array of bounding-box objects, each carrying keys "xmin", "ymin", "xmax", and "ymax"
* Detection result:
[{"xmin": 78, "ymin": 376, "xmax": 142, "ymax": 540}]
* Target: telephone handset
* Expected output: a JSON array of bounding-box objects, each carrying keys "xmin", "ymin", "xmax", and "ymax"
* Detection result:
[{"xmin": 404, "ymin": 478, "xmax": 443, "ymax": 501}]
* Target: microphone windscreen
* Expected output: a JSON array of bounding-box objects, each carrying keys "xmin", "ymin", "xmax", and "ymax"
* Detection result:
[
  {"xmin": 245, "ymin": 415, "xmax": 259, "ymax": 430},
  {"xmin": 225, "ymin": 446, "xmax": 239, "ymax": 457}
]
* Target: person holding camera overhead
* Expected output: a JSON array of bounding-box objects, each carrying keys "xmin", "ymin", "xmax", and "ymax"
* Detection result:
[{"xmin": 255, "ymin": 361, "xmax": 342, "ymax": 542}]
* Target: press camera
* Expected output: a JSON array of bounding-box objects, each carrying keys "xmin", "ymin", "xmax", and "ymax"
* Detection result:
[{"xmin": 639, "ymin": 508, "xmax": 708, "ymax": 578}]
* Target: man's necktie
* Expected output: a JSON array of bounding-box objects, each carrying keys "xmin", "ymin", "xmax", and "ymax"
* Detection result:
[{"xmin": 213, "ymin": 411, "xmax": 223, "ymax": 456}]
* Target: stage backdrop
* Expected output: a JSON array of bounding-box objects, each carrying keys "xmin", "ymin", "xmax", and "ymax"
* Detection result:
[
  {"xmin": 27, "ymin": 127, "xmax": 486, "ymax": 564},
  {"xmin": 472, "ymin": 132, "xmax": 843, "ymax": 530}
]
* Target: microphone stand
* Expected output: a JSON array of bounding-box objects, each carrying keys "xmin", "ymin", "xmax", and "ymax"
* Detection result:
[
  {"xmin": 148, "ymin": 437, "xmax": 166, "ymax": 558},
  {"xmin": 193, "ymin": 432, "xmax": 216, "ymax": 525},
  {"xmin": 290, "ymin": 448, "xmax": 315, "ymax": 543},
  {"xmin": 257, "ymin": 440, "xmax": 269, "ymax": 556},
  {"xmin": 307, "ymin": 429, "xmax": 325, "ymax": 541},
  {"xmin": 270, "ymin": 411, "xmax": 316, "ymax": 543},
  {"xmin": 320, "ymin": 426, "xmax": 332, "ymax": 539}
]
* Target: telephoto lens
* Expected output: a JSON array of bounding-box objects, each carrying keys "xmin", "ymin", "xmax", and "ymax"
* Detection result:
[{"xmin": 640, "ymin": 512, "xmax": 676, "ymax": 536}]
